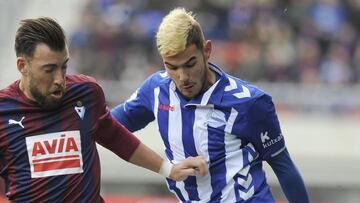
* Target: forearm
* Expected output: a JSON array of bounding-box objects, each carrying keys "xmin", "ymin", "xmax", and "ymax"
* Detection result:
[
  {"xmin": 268, "ymin": 149, "xmax": 310, "ymax": 203},
  {"xmin": 128, "ymin": 142, "xmax": 163, "ymax": 174},
  {"xmin": 129, "ymin": 144, "xmax": 209, "ymax": 181}
]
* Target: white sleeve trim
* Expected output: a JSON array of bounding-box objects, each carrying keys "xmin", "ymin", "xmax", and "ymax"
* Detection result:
[{"xmin": 270, "ymin": 145, "xmax": 286, "ymax": 158}]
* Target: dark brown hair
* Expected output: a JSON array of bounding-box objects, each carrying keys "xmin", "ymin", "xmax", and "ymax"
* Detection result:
[
  {"xmin": 186, "ymin": 24, "xmax": 205, "ymax": 52},
  {"xmin": 15, "ymin": 17, "xmax": 66, "ymax": 57}
]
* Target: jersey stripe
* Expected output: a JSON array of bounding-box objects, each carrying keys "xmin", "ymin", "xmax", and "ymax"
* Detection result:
[
  {"xmin": 181, "ymin": 105, "xmax": 200, "ymax": 200},
  {"xmin": 168, "ymin": 87, "xmax": 190, "ymax": 200},
  {"xmin": 157, "ymin": 87, "xmax": 174, "ymax": 161},
  {"xmin": 207, "ymin": 108, "xmax": 227, "ymax": 202},
  {"xmin": 153, "ymin": 87, "xmax": 160, "ymax": 120},
  {"xmin": 78, "ymin": 83, "xmax": 99, "ymax": 201},
  {"xmin": 0, "ymin": 100, "xmax": 21, "ymax": 199},
  {"xmin": 193, "ymin": 106, "xmax": 212, "ymax": 201},
  {"xmin": 221, "ymin": 107, "xmax": 242, "ymax": 202}
]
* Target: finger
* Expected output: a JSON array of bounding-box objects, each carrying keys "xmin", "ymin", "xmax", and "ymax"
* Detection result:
[
  {"xmin": 183, "ymin": 156, "xmax": 206, "ymax": 167},
  {"xmin": 193, "ymin": 156, "xmax": 208, "ymax": 176},
  {"xmin": 180, "ymin": 156, "xmax": 208, "ymax": 177},
  {"xmin": 181, "ymin": 157, "xmax": 197, "ymax": 167},
  {"xmin": 194, "ymin": 163, "xmax": 208, "ymax": 177},
  {"xmin": 181, "ymin": 168, "xmax": 197, "ymax": 177}
]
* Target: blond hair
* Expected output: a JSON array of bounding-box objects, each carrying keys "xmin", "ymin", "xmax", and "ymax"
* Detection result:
[{"xmin": 156, "ymin": 7, "xmax": 205, "ymax": 57}]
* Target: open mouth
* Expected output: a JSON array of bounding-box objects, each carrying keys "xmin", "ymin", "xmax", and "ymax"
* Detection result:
[{"xmin": 51, "ymin": 90, "xmax": 63, "ymax": 99}]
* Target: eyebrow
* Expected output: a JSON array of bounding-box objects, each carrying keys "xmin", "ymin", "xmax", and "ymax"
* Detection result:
[
  {"xmin": 165, "ymin": 56, "xmax": 197, "ymax": 68},
  {"xmin": 42, "ymin": 58, "xmax": 70, "ymax": 68}
]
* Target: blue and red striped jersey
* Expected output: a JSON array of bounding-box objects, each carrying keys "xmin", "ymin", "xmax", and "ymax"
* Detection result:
[{"xmin": 0, "ymin": 74, "xmax": 140, "ymax": 202}]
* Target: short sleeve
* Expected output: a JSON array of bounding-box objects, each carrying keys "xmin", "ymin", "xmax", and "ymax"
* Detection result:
[
  {"xmin": 92, "ymin": 82, "xmax": 140, "ymax": 161},
  {"xmin": 245, "ymin": 94, "xmax": 285, "ymax": 160},
  {"xmin": 124, "ymin": 82, "xmax": 155, "ymax": 121},
  {"xmin": 112, "ymin": 76, "xmax": 156, "ymax": 131},
  {"xmin": 128, "ymin": 75, "xmax": 156, "ymax": 111}
]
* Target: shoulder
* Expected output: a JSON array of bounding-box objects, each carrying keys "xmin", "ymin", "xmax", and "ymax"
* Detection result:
[
  {"xmin": 66, "ymin": 74, "xmax": 98, "ymax": 85},
  {"xmin": 221, "ymin": 74, "xmax": 268, "ymax": 108},
  {"xmin": 66, "ymin": 74, "xmax": 102, "ymax": 91},
  {"xmin": 146, "ymin": 70, "xmax": 171, "ymax": 85},
  {"xmin": 65, "ymin": 74, "xmax": 106, "ymax": 101},
  {"xmin": 0, "ymin": 81, "xmax": 20, "ymax": 100},
  {"xmin": 64, "ymin": 75, "xmax": 108, "ymax": 108},
  {"xmin": 140, "ymin": 70, "xmax": 171, "ymax": 90}
]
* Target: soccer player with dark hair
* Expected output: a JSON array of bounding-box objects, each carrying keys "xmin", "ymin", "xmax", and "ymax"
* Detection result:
[
  {"xmin": 112, "ymin": 8, "xmax": 310, "ymax": 202},
  {"xmin": 0, "ymin": 17, "xmax": 208, "ymax": 202}
]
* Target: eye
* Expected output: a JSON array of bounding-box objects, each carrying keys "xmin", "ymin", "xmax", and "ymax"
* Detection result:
[
  {"xmin": 185, "ymin": 62, "xmax": 195, "ymax": 68},
  {"xmin": 44, "ymin": 67, "xmax": 54, "ymax": 73},
  {"xmin": 166, "ymin": 64, "xmax": 177, "ymax": 71},
  {"xmin": 185, "ymin": 60, "xmax": 196, "ymax": 68}
]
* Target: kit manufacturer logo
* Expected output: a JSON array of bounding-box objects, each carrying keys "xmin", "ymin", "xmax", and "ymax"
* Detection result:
[{"xmin": 8, "ymin": 116, "xmax": 25, "ymax": 128}]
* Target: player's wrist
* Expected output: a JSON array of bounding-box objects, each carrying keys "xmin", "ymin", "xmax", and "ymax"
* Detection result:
[{"xmin": 159, "ymin": 160, "xmax": 173, "ymax": 178}]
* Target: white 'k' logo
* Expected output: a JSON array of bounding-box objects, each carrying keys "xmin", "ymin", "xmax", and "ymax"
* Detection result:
[
  {"xmin": 9, "ymin": 116, "xmax": 25, "ymax": 128},
  {"xmin": 260, "ymin": 131, "xmax": 270, "ymax": 143},
  {"xmin": 74, "ymin": 106, "xmax": 86, "ymax": 120}
]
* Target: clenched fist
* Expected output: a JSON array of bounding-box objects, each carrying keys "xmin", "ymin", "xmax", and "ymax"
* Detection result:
[{"xmin": 169, "ymin": 156, "xmax": 208, "ymax": 181}]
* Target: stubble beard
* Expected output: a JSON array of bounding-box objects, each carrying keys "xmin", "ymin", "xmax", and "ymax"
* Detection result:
[
  {"xmin": 179, "ymin": 56, "xmax": 209, "ymax": 100},
  {"xmin": 29, "ymin": 79, "xmax": 63, "ymax": 110},
  {"xmin": 198, "ymin": 57, "xmax": 210, "ymax": 96}
]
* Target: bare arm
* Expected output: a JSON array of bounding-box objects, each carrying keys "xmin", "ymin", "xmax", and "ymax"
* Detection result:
[{"xmin": 129, "ymin": 143, "xmax": 208, "ymax": 181}]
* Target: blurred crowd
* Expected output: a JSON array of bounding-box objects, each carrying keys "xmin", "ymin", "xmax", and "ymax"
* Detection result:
[{"xmin": 69, "ymin": 0, "xmax": 360, "ymax": 84}]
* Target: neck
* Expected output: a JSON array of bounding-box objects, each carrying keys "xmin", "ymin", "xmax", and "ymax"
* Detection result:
[
  {"xmin": 203, "ymin": 65, "xmax": 216, "ymax": 91},
  {"xmin": 19, "ymin": 79, "xmax": 35, "ymax": 101}
]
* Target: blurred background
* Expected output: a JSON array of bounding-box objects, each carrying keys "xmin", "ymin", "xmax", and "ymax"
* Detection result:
[{"xmin": 1, "ymin": 0, "xmax": 360, "ymax": 202}]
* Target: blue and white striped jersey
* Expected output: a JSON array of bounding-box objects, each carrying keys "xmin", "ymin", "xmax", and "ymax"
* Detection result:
[{"xmin": 112, "ymin": 63, "xmax": 286, "ymax": 202}]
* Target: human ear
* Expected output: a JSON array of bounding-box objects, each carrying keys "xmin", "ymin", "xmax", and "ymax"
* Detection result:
[
  {"xmin": 17, "ymin": 57, "xmax": 28, "ymax": 76},
  {"xmin": 203, "ymin": 40, "xmax": 212, "ymax": 60}
]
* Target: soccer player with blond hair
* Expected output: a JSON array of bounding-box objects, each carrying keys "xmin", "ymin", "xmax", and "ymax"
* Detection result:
[{"xmin": 112, "ymin": 7, "xmax": 309, "ymax": 202}]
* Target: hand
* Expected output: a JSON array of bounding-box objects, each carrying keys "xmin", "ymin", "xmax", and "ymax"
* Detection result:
[{"xmin": 169, "ymin": 156, "xmax": 208, "ymax": 181}]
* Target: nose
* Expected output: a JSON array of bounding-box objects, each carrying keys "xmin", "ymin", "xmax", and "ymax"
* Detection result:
[
  {"xmin": 178, "ymin": 68, "xmax": 190, "ymax": 82},
  {"xmin": 53, "ymin": 67, "xmax": 65, "ymax": 86}
]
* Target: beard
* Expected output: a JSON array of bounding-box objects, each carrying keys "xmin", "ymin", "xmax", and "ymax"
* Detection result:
[
  {"xmin": 176, "ymin": 56, "xmax": 208, "ymax": 100},
  {"xmin": 193, "ymin": 56, "xmax": 209, "ymax": 98},
  {"xmin": 29, "ymin": 79, "xmax": 64, "ymax": 110}
]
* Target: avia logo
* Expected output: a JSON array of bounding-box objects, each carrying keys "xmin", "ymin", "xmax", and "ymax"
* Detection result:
[
  {"xmin": 159, "ymin": 103, "xmax": 175, "ymax": 111},
  {"xmin": 26, "ymin": 131, "xmax": 83, "ymax": 178},
  {"xmin": 260, "ymin": 131, "xmax": 270, "ymax": 143},
  {"xmin": 8, "ymin": 116, "xmax": 25, "ymax": 128},
  {"xmin": 31, "ymin": 134, "xmax": 79, "ymax": 156}
]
